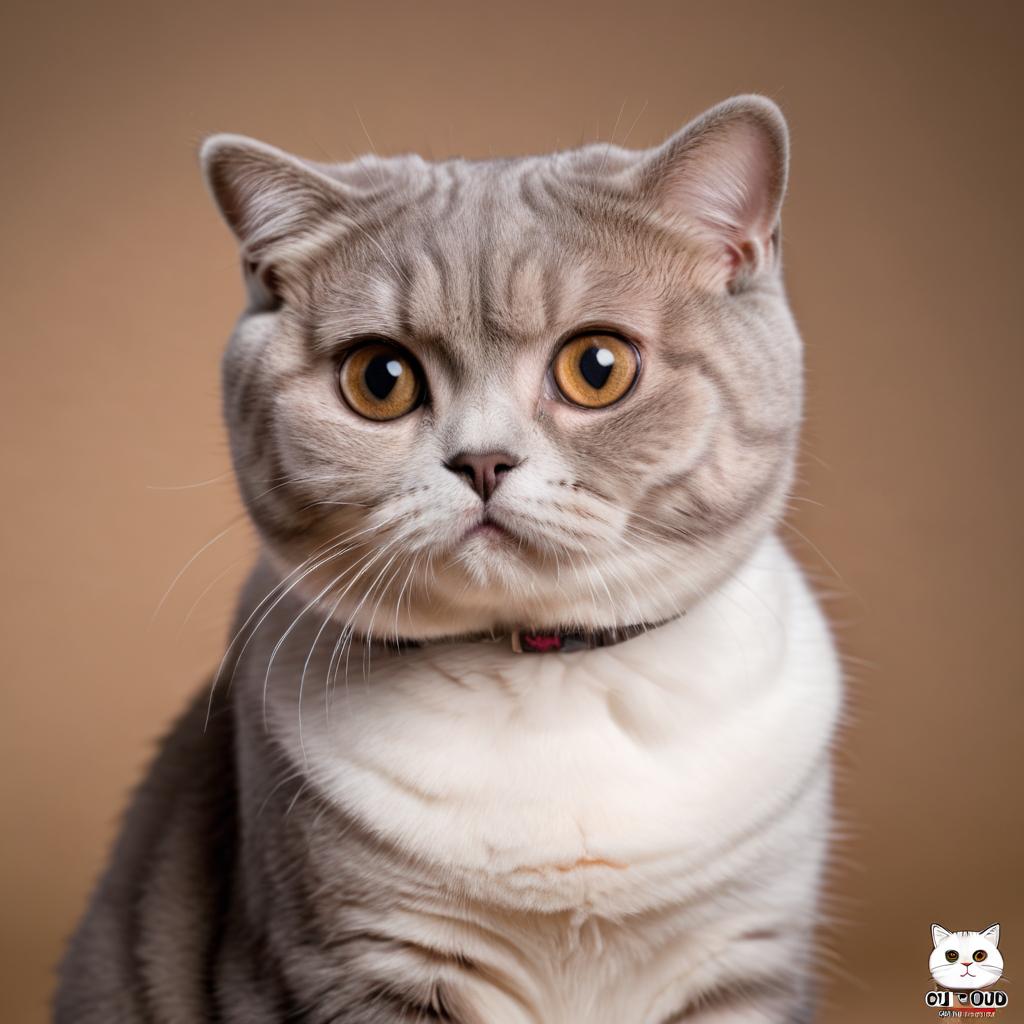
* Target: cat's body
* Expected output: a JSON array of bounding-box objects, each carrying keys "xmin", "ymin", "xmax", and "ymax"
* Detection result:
[{"xmin": 57, "ymin": 97, "xmax": 841, "ymax": 1022}]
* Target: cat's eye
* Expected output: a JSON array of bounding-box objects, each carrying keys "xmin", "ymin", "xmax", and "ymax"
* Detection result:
[
  {"xmin": 339, "ymin": 341, "xmax": 424, "ymax": 421},
  {"xmin": 973, "ymin": 950, "xmax": 988, "ymax": 962},
  {"xmin": 552, "ymin": 333, "xmax": 639, "ymax": 409},
  {"xmin": 945, "ymin": 950, "xmax": 960, "ymax": 963}
]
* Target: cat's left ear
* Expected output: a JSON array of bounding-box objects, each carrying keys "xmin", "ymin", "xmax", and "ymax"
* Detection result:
[
  {"xmin": 981, "ymin": 924, "xmax": 1000, "ymax": 947},
  {"xmin": 637, "ymin": 95, "xmax": 789, "ymax": 291}
]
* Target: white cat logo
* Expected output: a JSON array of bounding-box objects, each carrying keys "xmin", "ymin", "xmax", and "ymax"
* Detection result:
[{"xmin": 930, "ymin": 923, "xmax": 1003, "ymax": 990}]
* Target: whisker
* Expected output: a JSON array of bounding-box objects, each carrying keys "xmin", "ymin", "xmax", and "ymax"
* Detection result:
[
  {"xmin": 146, "ymin": 469, "xmax": 234, "ymax": 491},
  {"xmin": 204, "ymin": 518, "xmax": 394, "ymax": 730},
  {"xmin": 149, "ymin": 517, "xmax": 245, "ymax": 627}
]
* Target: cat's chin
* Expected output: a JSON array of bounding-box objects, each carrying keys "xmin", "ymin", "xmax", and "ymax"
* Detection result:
[
  {"xmin": 448, "ymin": 528, "xmax": 537, "ymax": 590},
  {"xmin": 389, "ymin": 553, "xmax": 683, "ymax": 641},
  {"xmin": 256, "ymin": 517, "xmax": 727, "ymax": 642}
]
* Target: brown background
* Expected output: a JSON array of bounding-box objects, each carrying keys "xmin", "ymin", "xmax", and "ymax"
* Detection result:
[{"xmin": 1, "ymin": 1, "xmax": 1021, "ymax": 1021}]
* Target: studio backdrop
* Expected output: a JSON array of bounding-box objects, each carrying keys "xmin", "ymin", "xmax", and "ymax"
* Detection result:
[{"xmin": 1, "ymin": 2, "xmax": 1021, "ymax": 1021}]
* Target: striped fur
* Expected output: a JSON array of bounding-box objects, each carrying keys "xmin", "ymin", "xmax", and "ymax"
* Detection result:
[{"xmin": 56, "ymin": 97, "xmax": 840, "ymax": 1023}]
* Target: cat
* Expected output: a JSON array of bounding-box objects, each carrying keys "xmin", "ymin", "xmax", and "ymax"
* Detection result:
[
  {"xmin": 55, "ymin": 95, "xmax": 841, "ymax": 1023},
  {"xmin": 930, "ymin": 924, "xmax": 1003, "ymax": 991}
]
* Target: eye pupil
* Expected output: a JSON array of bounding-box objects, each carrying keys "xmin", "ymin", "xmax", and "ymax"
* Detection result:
[
  {"xmin": 364, "ymin": 354, "xmax": 404, "ymax": 399},
  {"xmin": 579, "ymin": 345, "xmax": 615, "ymax": 389}
]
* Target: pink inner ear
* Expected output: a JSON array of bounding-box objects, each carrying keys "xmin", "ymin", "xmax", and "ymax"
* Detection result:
[
  {"xmin": 648, "ymin": 105, "xmax": 787, "ymax": 290},
  {"xmin": 709, "ymin": 235, "xmax": 773, "ymax": 291},
  {"xmin": 719, "ymin": 245, "xmax": 744, "ymax": 286},
  {"xmin": 725, "ymin": 239, "xmax": 757, "ymax": 272}
]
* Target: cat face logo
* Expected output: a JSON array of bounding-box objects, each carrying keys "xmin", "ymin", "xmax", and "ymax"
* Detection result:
[{"xmin": 930, "ymin": 923, "xmax": 1003, "ymax": 990}]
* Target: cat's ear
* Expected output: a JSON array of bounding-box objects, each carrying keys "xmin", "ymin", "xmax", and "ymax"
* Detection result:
[
  {"xmin": 638, "ymin": 95, "xmax": 789, "ymax": 291},
  {"xmin": 200, "ymin": 134, "xmax": 350, "ymax": 291},
  {"xmin": 932, "ymin": 924, "xmax": 951, "ymax": 948},
  {"xmin": 981, "ymin": 924, "xmax": 1000, "ymax": 947}
]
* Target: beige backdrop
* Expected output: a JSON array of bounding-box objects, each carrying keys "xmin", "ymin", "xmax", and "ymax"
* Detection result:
[{"xmin": 2, "ymin": 1, "xmax": 1021, "ymax": 1021}]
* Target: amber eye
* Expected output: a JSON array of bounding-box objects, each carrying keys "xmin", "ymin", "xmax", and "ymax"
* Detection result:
[
  {"xmin": 552, "ymin": 333, "xmax": 639, "ymax": 409},
  {"xmin": 946, "ymin": 950, "xmax": 960, "ymax": 963},
  {"xmin": 339, "ymin": 341, "xmax": 424, "ymax": 421},
  {"xmin": 973, "ymin": 950, "xmax": 988, "ymax": 962}
]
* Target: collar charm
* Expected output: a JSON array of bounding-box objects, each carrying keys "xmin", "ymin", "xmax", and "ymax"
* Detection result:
[
  {"xmin": 512, "ymin": 631, "xmax": 566, "ymax": 653},
  {"xmin": 510, "ymin": 621, "xmax": 676, "ymax": 654}
]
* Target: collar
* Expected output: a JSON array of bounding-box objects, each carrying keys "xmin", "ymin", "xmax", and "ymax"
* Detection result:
[
  {"xmin": 380, "ymin": 614, "xmax": 684, "ymax": 655},
  {"xmin": 509, "ymin": 620, "xmax": 674, "ymax": 653}
]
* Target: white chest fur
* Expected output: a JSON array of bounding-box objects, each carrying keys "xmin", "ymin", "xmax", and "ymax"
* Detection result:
[{"xmin": 245, "ymin": 535, "xmax": 840, "ymax": 1022}]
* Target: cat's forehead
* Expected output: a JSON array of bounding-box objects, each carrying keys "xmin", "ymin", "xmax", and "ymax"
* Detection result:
[
  {"xmin": 938, "ymin": 931, "xmax": 995, "ymax": 945},
  {"xmin": 307, "ymin": 156, "xmax": 685, "ymax": 365}
]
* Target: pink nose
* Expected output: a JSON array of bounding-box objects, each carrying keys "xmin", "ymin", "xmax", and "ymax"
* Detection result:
[{"xmin": 445, "ymin": 451, "xmax": 520, "ymax": 501}]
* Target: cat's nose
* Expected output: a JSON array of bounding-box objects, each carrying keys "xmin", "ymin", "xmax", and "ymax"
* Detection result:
[{"xmin": 445, "ymin": 451, "xmax": 520, "ymax": 501}]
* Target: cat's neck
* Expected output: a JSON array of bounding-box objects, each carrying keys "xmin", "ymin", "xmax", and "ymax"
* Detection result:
[{"xmin": 229, "ymin": 531, "xmax": 798, "ymax": 742}]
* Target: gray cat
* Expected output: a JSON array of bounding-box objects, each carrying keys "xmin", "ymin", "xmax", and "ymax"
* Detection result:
[{"xmin": 56, "ymin": 96, "xmax": 840, "ymax": 1023}]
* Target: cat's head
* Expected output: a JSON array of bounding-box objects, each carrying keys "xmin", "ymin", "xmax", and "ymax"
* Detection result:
[
  {"xmin": 200, "ymin": 96, "xmax": 802, "ymax": 639},
  {"xmin": 930, "ymin": 924, "xmax": 1004, "ymax": 990}
]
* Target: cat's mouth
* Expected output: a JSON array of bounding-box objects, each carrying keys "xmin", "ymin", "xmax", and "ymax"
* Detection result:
[{"xmin": 463, "ymin": 515, "xmax": 515, "ymax": 544}]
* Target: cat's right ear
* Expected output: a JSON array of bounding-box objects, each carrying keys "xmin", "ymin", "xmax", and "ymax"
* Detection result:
[
  {"xmin": 634, "ymin": 95, "xmax": 789, "ymax": 293},
  {"xmin": 200, "ymin": 134, "xmax": 350, "ymax": 293},
  {"xmin": 932, "ymin": 924, "xmax": 951, "ymax": 948}
]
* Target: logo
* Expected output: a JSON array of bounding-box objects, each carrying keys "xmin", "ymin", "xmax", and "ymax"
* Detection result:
[{"xmin": 925, "ymin": 923, "xmax": 1008, "ymax": 1017}]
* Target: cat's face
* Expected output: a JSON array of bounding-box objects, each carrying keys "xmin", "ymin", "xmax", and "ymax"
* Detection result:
[
  {"xmin": 202, "ymin": 96, "xmax": 802, "ymax": 638},
  {"xmin": 930, "ymin": 925, "xmax": 1003, "ymax": 990}
]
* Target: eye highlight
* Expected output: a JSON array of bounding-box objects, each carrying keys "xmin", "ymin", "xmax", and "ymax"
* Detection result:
[
  {"xmin": 552, "ymin": 333, "xmax": 639, "ymax": 409},
  {"xmin": 945, "ymin": 950, "xmax": 960, "ymax": 963},
  {"xmin": 339, "ymin": 341, "xmax": 424, "ymax": 421}
]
